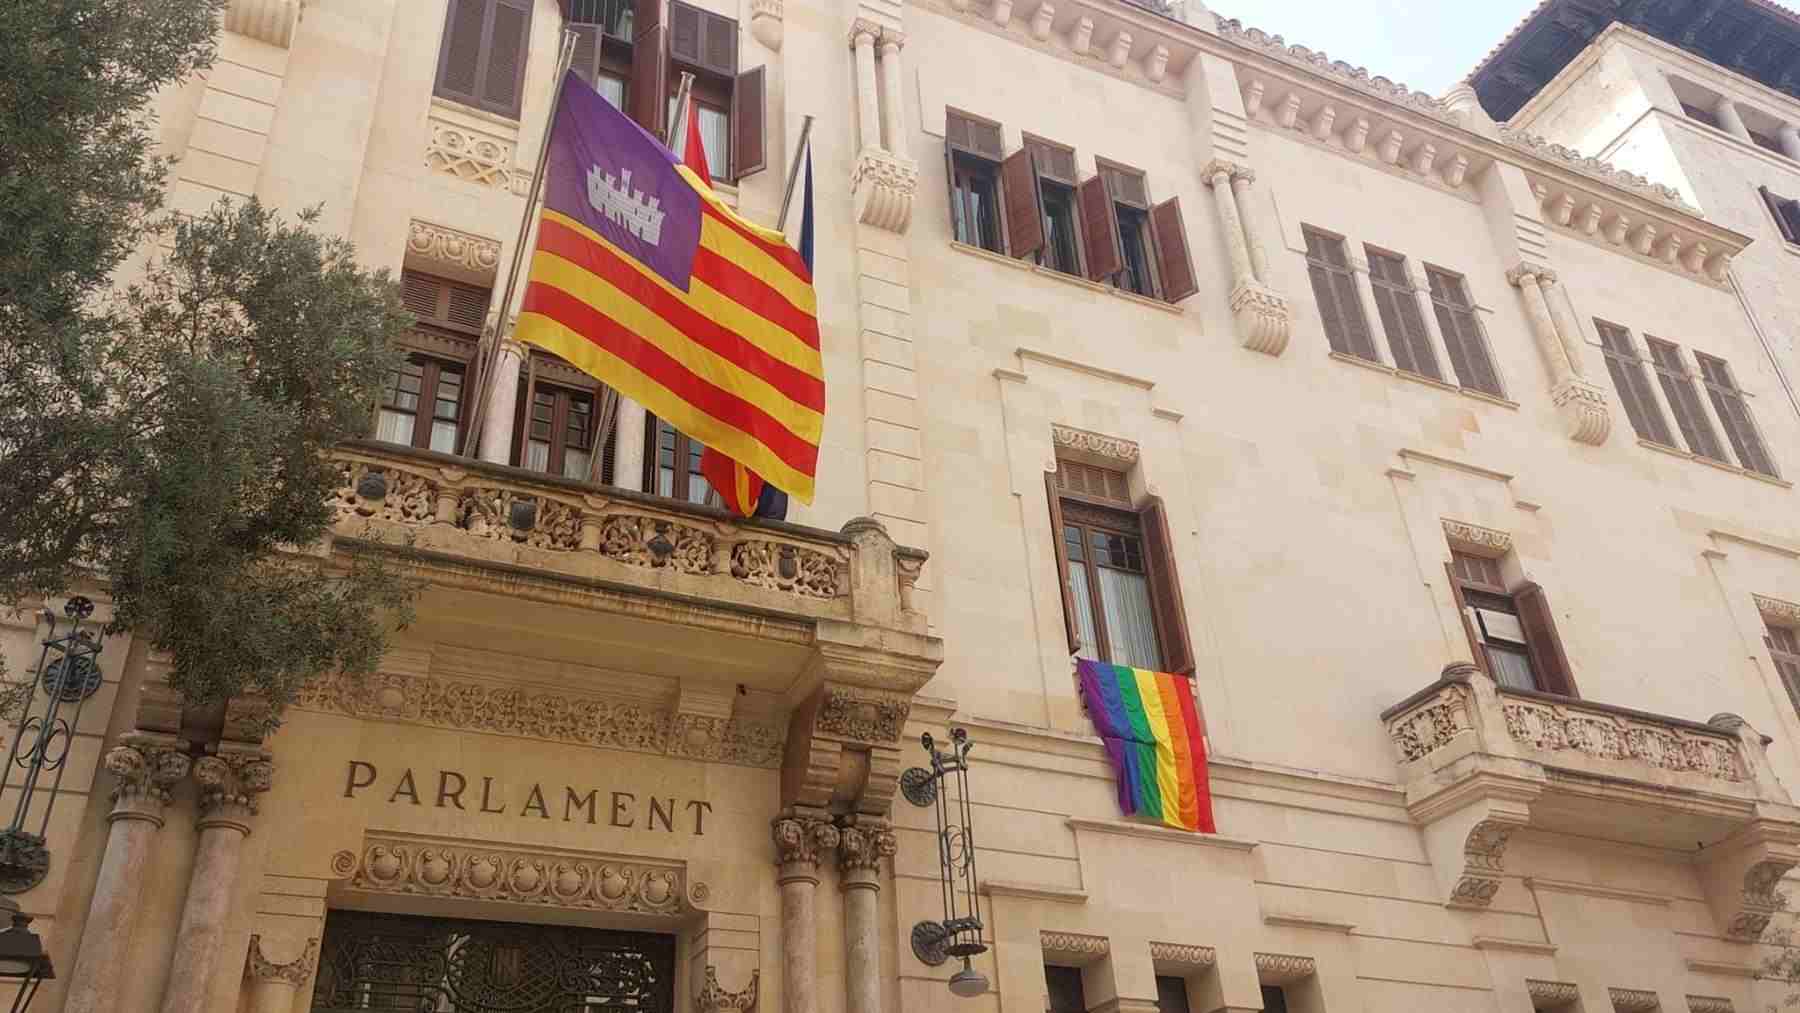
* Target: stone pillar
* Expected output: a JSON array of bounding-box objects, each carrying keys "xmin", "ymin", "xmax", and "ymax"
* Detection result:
[
  {"xmin": 839, "ymin": 822, "xmax": 897, "ymax": 1013},
  {"xmin": 877, "ymin": 35, "xmax": 907, "ymax": 156},
  {"xmin": 1204, "ymin": 159, "xmax": 1290, "ymax": 356},
  {"xmin": 1228, "ymin": 168, "xmax": 1269, "ymax": 284},
  {"xmin": 1714, "ymin": 96, "xmax": 1752, "ymax": 142},
  {"xmin": 1507, "ymin": 266, "xmax": 1573, "ymax": 384},
  {"xmin": 774, "ymin": 817, "xmax": 840, "ymax": 1013},
  {"xmin": 613, "ymin": 398, "xmax": 649, "ymax": 491},
  {"xmin": 1202, "ymin": 160, "xmax": 1253, "ymax": 286},
  {"xmin": 850, "ymin": 23, "xmax": 882, "ymax": 154},
  {"xmin": 1537, "ymin": 273, "xmax": 1589, "ymax": 381},
  {"xmin": 1779, "ymin": 124, "xmax": 1800, "ymax": 160},
  {"xmin": 477, "ymin": 337, "xmax": 525, "ymax": 465},
  {"xmin": 1508, "ymin": 264, "xmax": 1611, "ymax": 446},
  {"xmin": 158, "ymin": 747, "xmax": 275, "ymax": 1013},
  {"xmin": 243, "ymin": 935, "xmax": 320, "ymax": 1013},
  {"xmin": 64, "ymin": 734, "xmax": 193, "ymax": 1013}
]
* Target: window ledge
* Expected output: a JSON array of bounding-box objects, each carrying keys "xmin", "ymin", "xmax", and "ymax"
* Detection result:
[
  {"xmin": 1636, "ymin": 438, "xmax": 1792, "ymax": 487},
  {"xmin": 430, "ymin": 95, "xmax": 522, "ymax": 131},
  {"xmin": 1328, "ymin": 350, "xmax": 1394, "ymax": 375},
  {"xmin": 1456, "ymin": 386, "xmax": 1520, "ymax": 410},
  {"xmin": 948, "ymin": 240, "xmax": 1184, "ymax": 314},
  {"xmin": 1327, "ymin": 352, "xmax": 1519, "ymax": 408}
]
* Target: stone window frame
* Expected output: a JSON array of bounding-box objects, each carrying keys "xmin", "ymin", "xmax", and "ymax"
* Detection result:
[{"xmin": 1440, "ymin": 520, "xmax": 1579, "ymax": 698}]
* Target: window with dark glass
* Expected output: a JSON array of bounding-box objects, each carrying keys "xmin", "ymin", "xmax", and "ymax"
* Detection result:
[
  {"xmin": 945, "ymin": 110, "xmax": 1006, "ymax": 252},
  {"xmin": 1155, "ymin": 976, "xmax": 1191, "ymax": 1013},
  {"xmin": 649, "ymin": 417, "xmax": 714, "ymax": 505},
  {"xmin": 378, "ymin": 355, "xmax": 467, "ymax": 454},
  {"xmin": 1426, "ymin": 267, "xmax": 1504, "ymax": 397},
  {"xmin": 1594, "ymin": 320, "xmax": 1674, "ymax": 446},
  {"xmin": 1696, "ymin": 352, "xmax": 1779, "ymax": 477},
  {"xmin": 1260, "ymin": 987, "xmax": 1290, "ymax": 1013},
  {"xmin": 1301, "ymin": 227, "xmax": 1375, "ymax": 362},
  {"xmin": 1680, "ymin": 100, "xmax": 1722, "ymax": 129},
  {"xmin": 1769, "ymin": 621, "xmax": 1800, "ymax": 714},
  {"xmin": 1099, "ymin": 162, "xmax": 1158, "ymax": 298},
  {"xmin": 1366, "ymin": 248, "xmax": 1440, "ymax": 379},
  {"xmin": 1047, "ymin": 459, "xmax": 1193, "ymax": 675},
  {"xmin": 515, "ymin": 374, "xmax": 599, "ymax": 480},
  {"xmin": 435, "ymin": 0, "xmax": 534, "ymax": 119},
  {"xmin": 1026, "ymin": 137, "xmax": 1085, "ymax": 277},
  {"xmin": 1447, "ymin": 550, "xmax": 1577, "ymax": 696},
  {"xmin": 1645, "ymin": 337, "xmax": 1727, "ymax": 461},
  {"xmin": 1759, "ymin": 185, "xmax": 1800, "ymax": 244},
  {"xmin": 1046, "ymin": 965, "xmax": 1086, "ymax": 1013}
]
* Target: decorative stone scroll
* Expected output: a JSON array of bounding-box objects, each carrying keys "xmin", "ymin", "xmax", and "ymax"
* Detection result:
[
  {"xmin": 1148, "ymin": 942, "xmax": 1216, "ymax": 968},
  {"xmin": 852, "ymin": 148, "xmax": 918, "ymax": 233},
  {"xmin": 1449, "ymin": 818, "xmax": 1523, "ymax": 909},
  {"xmin": 817, "ymin": 685, "xmax": 911, "ymax": 744},
  {"xmin": 245, "ymin": 935, "xmax": 320, "ymax": 987},
  {"xmin": 406, "ymin": 221, "xmax": 502, "ymax": 279},
  {"xmin": 1441, "ymin": 520, "xmax": 1512, "ymax": 555},
  {"xmin": 1252, "ymin": 953, "xmax": 1315, "ymax": 984},
  {"xmin": 1051, "ymin": 425, "xmax": 1140, "ymax": 465},
  {"xmin": 330, "ymin": 836, "xmax": 688, "ymax": 915},
  {"xmin": 1724, "ymin": 857, "xmax": 1795, "ymax": 941},
  {"xmin": 1040, "ymin": 931, "xmax": 1109, "ymax": 959},
  {"xmin": 1501, "ymin": 699, "xmax": 1747, "ymax": 782},
  {"xmin": 699, "ymin": 966, "xmax": 761, "ymax": 1013},
  {"xmin": 1755, "ymin": 594, "xmax": 1800, "ymax": 627},
  {"xmin": 1609, "ymin": 988, "xmax": 1660, "ymax": 1012},
  {"xmin": 1686, "ymin": 996, "xmax": 1734, "ymax": 1013},
  {"xmin": 1526, "ymin": 980, "xmax": 1579, "ymax": 1009}
]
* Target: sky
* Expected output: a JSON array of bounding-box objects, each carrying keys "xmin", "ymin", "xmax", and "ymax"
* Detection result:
[{"xmin": 1206, "ymin": 0, "xmax": 1545, "ymax": 96}]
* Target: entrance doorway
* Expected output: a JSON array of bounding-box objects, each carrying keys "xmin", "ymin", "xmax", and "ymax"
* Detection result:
[{"xmin": 312, "ymin": 910, "xmax": 676, "ymax": 1012}]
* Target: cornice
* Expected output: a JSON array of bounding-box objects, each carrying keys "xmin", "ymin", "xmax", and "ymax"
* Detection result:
[
  {"xmin": 979, "ymin": 880, "xmax": 1090, "ymax": 903},
  {"xmin": 1471, "ymin": 936, "xmax": 1557, "ymax": 955},
  {"xmin": 1522, "ymin": 876, "xmax": 1673, "ymax": 906}
]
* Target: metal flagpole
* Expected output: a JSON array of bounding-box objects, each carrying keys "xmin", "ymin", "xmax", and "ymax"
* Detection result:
[
  {"xmin": 463, "ymin": 28, "xmax": 580, "ymax": 460},
  {"xmin": 668, "ymin": 72, "xmax": 695, "ymax": 160},
  {"xmin": 777, "ymin": 115, "xmax": 816, "ymax": 231}
]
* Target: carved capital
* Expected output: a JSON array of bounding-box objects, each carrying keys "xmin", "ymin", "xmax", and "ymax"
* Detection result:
[
  {"xmin": 852, "ymin": 148, "xmax": 918, "ymax": 233},
  {"xmin": 773, "ymin": 817, "xmax": 840, "ymax": 876},
  {"xmin": 1200, "ymin": 159, "xmax": 1240, "ymax": 185},
  {"xmin": 105, "ymin": 734, "xmax": 192, "ymax": 819},
  {"xmin": 748, "ymin": 0, "xmax": 782, "ymax": 50},
  {"xmin": 193, "ymin": 746, "xmax": 274, "ymax": 828},
  {"xmin": 878, "ymin": 29, "xmax": 906, "ymax": 51},
  {"xmin": 245, "ymin": 935, "xmax": 319, "ymax": 988},
  {"xmin": 1551, "ymin": 376, "xmax": 1612, "ymax": 446},
  {"xmin": 1505, "ymin": 263, "xmax": 1552, "ymax": 288},
  {"xmin": 817, "ymin": 685, "xmax": 911, "ymax": 744},
  {"xmin": 1229, "ymin": 279, "xmax": 1291, "ymax": 356},
  {"xmin": 848, "ymin": 18, "xmax": 882, "ymax": 47},
  {"xmin": 224, "ymin": 0, "xmax": 300, "ymax": 47},
  {"xmin": 1228, "ymin": 166, "xmax": 1256, "ymax": 185},
  {"xmin": 698, "ymin": 966, "xmax": 760, "ymax": 1013},
  {"xmin": 838, "ymin": 823, "xmax": 897, "ymax": 876}
]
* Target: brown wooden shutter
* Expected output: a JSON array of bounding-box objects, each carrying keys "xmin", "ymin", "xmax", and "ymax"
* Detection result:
[
  {"xmin": 437, "ymin": 0, "xmax": 487, "ymax": 102},
  {"xmin": 1045, "ymin": 474, "xmax": 1081, "ymax": 656},
  {"xmin": 1763, "ymin": 186, "xmax": 1799, "ymax": 243},
  {"xmin": 1138, "ymin": 496, "xmax": 1194, "ymax": 675},
  {"xmin": 1002, "ymin": 149, "xmax": 1045, "ymax": 260},
  {"xmin": 669, "ymin": 0, "xmax": 703, "ymax": 66},
  {"xmin": 1078, "ymin": 175, "xmax": 1123, "ymax": 281},
  {"xmin": 944, "ymin": 141, "xmax": 959, "ymax": 236},
  {"xmin": 1512, "ymin": 582, "xmax": 1577, "ymax": 697},
  {"xmin": 481, "ymin": 0, "xmax": 532, "ymax": 117},
  {"xmin": 1445, "ymin": 562, "xmax": 1490, "ymax": 678},
  {"xmin": 630, "ymin": 0, "xmax": 668, "ymax": 138},
  {"xmin": 1149, "ymin": 197, "xmax": 1198, "ymax": 303},
  {"xmin": 703, "ymin": 10, "xmax": 738, "ymax": 75},
  {"xmin": 731, "ymin": 65, "xmax": 766, "ymax": 180},
  {"xmin": 570, "ymin": 24, "xmax": 600, "ymax": 84}
]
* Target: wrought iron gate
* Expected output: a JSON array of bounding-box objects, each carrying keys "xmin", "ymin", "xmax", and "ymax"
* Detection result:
[{"xmin": 312, "ymin": 910, "xmax": 676, "ymax": 1013}]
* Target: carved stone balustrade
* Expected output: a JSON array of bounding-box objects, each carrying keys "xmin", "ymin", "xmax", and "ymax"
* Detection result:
[{"xmin": 1381, "ymin": 663, "xmax": 1800, "ymax": 934}]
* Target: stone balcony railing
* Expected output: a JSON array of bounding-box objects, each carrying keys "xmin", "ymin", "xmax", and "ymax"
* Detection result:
[{"xmin": 1382, "ymin": 663, "xmax": 1800, "ymax": 937}]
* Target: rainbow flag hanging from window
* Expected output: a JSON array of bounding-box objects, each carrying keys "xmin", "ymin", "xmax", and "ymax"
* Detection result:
[{"xmin": 1075, "ymin": 658, "xmax": 1215, "ymax": 833}]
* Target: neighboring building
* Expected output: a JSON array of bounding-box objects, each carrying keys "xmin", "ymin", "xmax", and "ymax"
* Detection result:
[{"xmin": 7, "ymin": 1, "xmax": 1800, "ymax": 1012}]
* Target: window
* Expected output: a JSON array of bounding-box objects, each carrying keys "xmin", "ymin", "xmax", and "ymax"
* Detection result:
[
  {"xmin": 400, "ymin": 270, "xmax": 491, "ymax": 338},
  {"xmin": 570, "ymin": 2, "xmax": 634, "ymax": 110},
  {"xmin": 1024, "ymin": 137, "xmax": 1085, "ymax": 277},
  {"xmin": 1760, "ymin": 186, "xmax": 1800, "ymax": 244},
  {"xmin": 1594, "ymin": 321, "xmax": 1675, "ymax": 446},
  {"xmin": 1155, "ymin": 977, "xmax": 1190, "ymax": 1013},
  {"xmin": 945, "ymin": 111, "xmax": 1006, "ymax": 253},
  {"xmin": 649, "ymin": 417, "xmax": 714, "ymax": 504},
  {"xmin": 512, "ymin": 355, "xmax": 606, "ymax": 480},
  {"xmin": 1680, "ymin": 100, "xmax": 1722, "ymax": 129},
  {"xmin": 1302, "ymin": 228, "xmax": 1377, "ymax": 362},
  {"xmin": 1769, "ymin": 622, "xmax": 1800, "ymax": 711},
  {"xmin": 1367, "ymin": 249, "xmax": 1441, "ymax": 379},
  {"xmin": 378, "ymin": 355, "xmax": 467, "ymax": 454},
  {"xmin": 435, "ymin": 0, "xmax": 533, "ymax": 119},
  {"xmin": 1082, "ymin": 160, "xmax": 1197, "ymax": 304},
  {"xmin": 1260, "ymin": 987, "xmax": 1290, "ymax": 1013},
  {"xmin": 1047, "ymin": 459, "xmax": 1193, "ymax": 674},
  {"xmin": 1696, "ymin": 353, "xmax": 1778, "ymax": 476},
  {"xmin": 1447, "ymin": 550, "xmax": 1577, "ymax": 696},
  {"xmin": 1426, "ymin": 268, "xmax": 1504, "ymax": 397},
  {"xmin": 1099, "ymin": 163, "xmax": 1159, "ymax": 298},
  {"xmin": 1046, "ymin": 966, "xmax": 1086, "ymax": 1013},
  {"xmin": 1749, "ymin": 127, "xmax": 1786, "ymax": 155},
  {"xmin": 1645, "ymin": 338, "xmax": 1728, "ymax": 461}
]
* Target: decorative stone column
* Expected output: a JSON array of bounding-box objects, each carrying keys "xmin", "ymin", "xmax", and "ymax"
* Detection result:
[
  {"xmin": 64, "ymin": 734, "xmax": 193, "ymax": 1013},
  {"xmin": 1203, "ymin": 160, "xmax": 1290, "ymax": 356},
  {"xmin": 839, "ymin": 821, "xmax": 897, "ymax": 1013},
  {"xmin": 1506, "ymin": 264, "xmax": 1610, "ymax": 446},
  {"xmin": 477, "ymin": 336, "xmax": 525, "ymax": 465},
  {"xmin": 1779, "ymin": 124, "xmax": 1800, "ymax": 161},
  {"xmin": 1227, "ymin": 168, "xmax": 1270, "ymax": 284},
  {"xmin": 850, "ymin": 25, "xmax": 917, "ymax": 232},
  {"xmin": 1714, "ymin": 97, "xmax": 1752, "ymax": 142},
  {"xmin": 877, "ymin": 34, "xmax": 907, "ymax": 155},
  {"xmin": 243, "ymin": 935, "xmax": 320, "ymax": 1013},
  {"xmin": 613, "ymin": 398, "xmax": 648, "ymax": 491},
  {"xmin": 159, "ymin": 746, "xmax": 275, "ymax": 1013},
  {"xmin": 774, "ymin": 817, "xmax": 839, "ymax": 1013},
  {"xmin": 850, "ymin": 22, "xmax": 882, "ymax": 154}
]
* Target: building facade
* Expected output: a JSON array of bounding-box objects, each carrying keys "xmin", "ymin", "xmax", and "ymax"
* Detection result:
[{"xmin": 7, "ymin": 0, "xmax": 1800, "ymax": 1011}]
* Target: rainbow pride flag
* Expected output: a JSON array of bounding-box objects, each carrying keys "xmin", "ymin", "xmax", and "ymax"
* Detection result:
[{"xmin": 1076, "ymin": 659, "xmax": 1215, "ymax": 833}]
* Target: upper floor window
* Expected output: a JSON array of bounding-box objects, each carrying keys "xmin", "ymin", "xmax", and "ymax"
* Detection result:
[
  {"xmin": 1594, "ymin": 320, "xmax": 1675, "ymax": 447},
  {"xmin": 1260, "ymin": 988, "xmax": 1290, "ymax": 1013},
  {"xmin": 401, "ymin": 269, "xmax": 491, "ymax": 339},
  {"xmin": 1769, "ymin": 621, "xmax": 1800, "ymax": 710},
  {"xmin": 945, "ymin": 110, "xmax": 1006, "ymax": 253},
  {"xmin": 436, "ymin": 0, "xmax": 533, "ymax": 119},
  {"xmin": 649, "ymin": 416, "xmax": 714, "ymax": 505},
  {"xmin": 1696, "ymin": 352, "xmax": 1779, "ymax": 477},
  {"xmin": 1366, "ymin": 249, "xmax": 1441, "ymax": 380},
  {"xmin": 1045, "ymin": 966, "xmax": 1086, "ymax": 1013},
  {"xmin": 1749, "ymin": 126, "xmax": 1786, "ymax": 155},
  {"xmin": 1025, "ymin": 136, "xmax": 1084, "ymax": 277},
  {"xmin": 511, "ymin": 353, "xmax": 613, "ymax": 482},
  {"xmin": 378, "ymin": 355, "xmax": 467, "ymax": 455},
  {"xmin": 1759, "ymin": 185, "xmax": 1800, "ymax": 245},
  {"xmin": 1302, "ymin": 227, "xmax": 1377, "ymax": 362},
  {"xmin": 1098, "ymin": 162, "xmax": 1158, "ymax": 298},
  {"xmin": 1425, "ymin": 267, "xmax": 1504, "ymax": 398},
  {"xmin": 1645, "ymin": 337, "xmax": 1729, "ymax": 462},
  {"xmin": 1679, "ymin": 99, "xmax": 1722, "ymax": 130},
  {"xmin": 1447, "ymin": 549, "xmax": 1577, "ymax": 696},
  {"xmin": 1047, "ymin": 458, "xmax": 1192, "ymax": 674},
  {"xmin": 1155, "ymin": 977, "xmax": 1191, "ymax": 1013}
]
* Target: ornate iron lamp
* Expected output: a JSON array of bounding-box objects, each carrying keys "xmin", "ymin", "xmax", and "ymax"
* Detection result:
[
  {"xmin": 0, "ymin": 897, "xmax": 51, "ymax": 1011},
  {"xmin": 0, "ymin": 598, "xmax": 104, "ymax": 894},
  {"xmin": 901, "ymin": 727, "xmax": 989, "ymax": 997}
]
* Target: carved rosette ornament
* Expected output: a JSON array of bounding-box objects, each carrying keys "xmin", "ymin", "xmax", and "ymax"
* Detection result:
[
  {"xmin": 853, "ymin": 148, "xmax": 919, "ymax": 233},
  {"xmin": 244, "ymin": 935, "xmax": 320, "ymax": 988},
  {"xmin": 773, "ymin": 817, "xmax": 840, "ymax": 882},
  {"xmin": 698, "ymin": 966, "xmax": 760, "ymax": 1013},
  {"xmin": 193, "ymin": 749, "xmax": 274, "ymax": 830},
  {"xmin": 105, "ymin": 735, "xmax": 193, "ymax": 823}
]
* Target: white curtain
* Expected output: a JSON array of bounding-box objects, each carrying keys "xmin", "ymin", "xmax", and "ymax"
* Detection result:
[
  {"xmin": 696, "ymin": 106, "xmax": 729, "ymax": 181},
  {"xmin": 595, "ymin": 75, "xmax": 625, "ymax": 110},
  {"xmin": 1097, "ymin": 568, "xmax": 1162, "ymax": 671},
  {"xmin": 376, "ymin": 409, "xmax": 413, "ymax": 446},
  {"xmin": 1487, "ymin": 646, "xmax": 1536, "ymax": 692},
  {"xmin": 1068, "ymin": 566, "xmax": 1100, "ymax": 662}
]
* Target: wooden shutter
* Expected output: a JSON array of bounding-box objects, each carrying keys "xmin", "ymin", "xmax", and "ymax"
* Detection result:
[
  {"xmin": 1697, "ymin": 354, "xmax": 1777, "ymax": 475},
  {"xmin": 630, "ymin": 0, "xmax": 668, "ymax": 138},
  {"xmin": 1045, "ymin": 474, "xmax": 1081, "ymax": 656},
  {"xmin": 703, "ymin": 10, "xmax": 738, "ymax": 75},
  {"xmin": 1429, "ymin": 269, "xmax": 1503, "ymax": 396},
  {"xmin": 1149, "ymin": 197, "xmax": 1198, "ymax": 303},
  {"xmin": 1512, "ymin": 582, "xmax": 1577, "ymax": 697},
  {"xmin": 402, "ymin": 270, "xmax": 490, "ymax": 336},
  {"xmin": 1078, "ymin": 175, "xmax": 1123, "ymax": 281},
  {"xmin": 1445, "ymin": 562, "xmax": 1490, "ymax": 678},
  {"xmin": 480, "ymin": 0, "xmax": 532, "ymax": 118},
  {"xmin": 571, "ymin": 23, "xmax": 601, "ymax": 84},
  {"xmin": 1138, "ymin": 496, "xmax": 1194, "ymax": 675},
  {"xmin": 1646, "ymin": 338, "xmax": 1725, "ymax": 459},
  {"xmin": 669, "ymin": 0, "xmax": 703, "ymax": 66},
  {"xmin": 731, "ymin": 65, "xmax": 766, "ymax": 180},
  {"xmin": 1002, "ymin": 149, "xmax": 1045, "ymax": 260},
  {"xmin": 1595, "ymin": 321, "xmax": 1674, "ymax": 445},
  {"xmin": 437, "ymin": 0, "xmax": 488, "ymax": 102},
  {"xmin": 1763, "ymin": 186, "xmax": 1800, "ymax": 243}
]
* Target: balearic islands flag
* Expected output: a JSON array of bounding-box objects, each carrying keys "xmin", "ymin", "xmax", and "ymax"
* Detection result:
[{"xmin": 515, "ymin": 71, "xmax": 823, "ymax": 503}]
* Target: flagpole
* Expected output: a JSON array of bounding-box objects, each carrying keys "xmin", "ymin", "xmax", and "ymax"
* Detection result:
[
  {"xmin": 463, "ymin": 27, "xmax": 579, "ymax": 460},
  {"xmin": 776, "ymin": 115, "xmax": 815, "ymax": 231},
  {"xmin": 668, "ymin": 72, "xmax": 695, "ymax": 160}
]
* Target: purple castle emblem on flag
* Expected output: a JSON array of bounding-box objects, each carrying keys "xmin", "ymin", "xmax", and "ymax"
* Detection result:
[{"xmin": 541, "ymin": 71, "xmax": 701, "ymax": 290}]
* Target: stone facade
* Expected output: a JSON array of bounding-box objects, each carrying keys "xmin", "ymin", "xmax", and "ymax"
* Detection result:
[{"xmin": 6, "ymin": 1, "xmax": 1800, "ymax": 1012}]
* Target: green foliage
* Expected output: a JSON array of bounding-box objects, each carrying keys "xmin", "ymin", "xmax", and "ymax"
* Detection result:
[{"xmin": 0, "ymin": 0, "xmax": 418, "ymax": 723}]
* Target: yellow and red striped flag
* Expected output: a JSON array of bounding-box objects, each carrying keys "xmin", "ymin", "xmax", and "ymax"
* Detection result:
[{"xmin": 515, "ymin": 71, "xmax": 822, "ymax": 504}]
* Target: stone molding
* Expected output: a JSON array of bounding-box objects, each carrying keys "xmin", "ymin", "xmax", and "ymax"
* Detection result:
[
  {"xmin": 837, "ymin": 823, "xmax": 897, "ymax": 875},
  {"xmin": 1551, "ymin": 376, "xmax": 1613, "ymax": 446},
  {"xmin": 1505, "ymin": 264, "xmax": 1558, "ymax": 287},
  {"xmin": 1687, "ymin": 996, "xmax": 1734, "ymax": 1013},
  {"xmin": 1755, "ymin": 594, "xmax": 1800, "ymax": 626},
  {"xmin": 425, "ymin": 107, "xmax": 532, "ymax": 195},
  {"xmin": 1147, "ymin": 942, "xmax": 1216, "ymax": 968},
  {"xmin": 1610, "ymin": 988, "xmax": 1659, "ymax": 1012},
  {"xmin": 331, "ymin": 834, "xmax": 689, "ymax": 915},
  {"xmin": 406, "ymin": 220, "xmax": 502, "ymax": 280},
  {"xmin": 1040, "ymin": 931, "xmax": 1109, "ymax": 959},
  {"xmin": 1228, "ymin": 279, "xmax": 1291, "ymax": 356},
  {"xmin": 698, "ymin": 966, "xmax": 760, "ymax": 1013},
  {"xmin": 1252, "ymin": 952, "xmax": 1314, "ymax": 983},
  {"xmin": 1441, "ymin": 520, "xmax": 1512, "ymax": 555},
  {"xmin": 748, "ymin": 0, "xmax": 782, "ymax": 50},
  {"xmin": 1449, "ymin": 815, "xmax": 1527, "ymax": 909},
  {"xmin": 848, "ymin": 17, "xmax": 883, "ymax": 45},
  {"xmin": 1217, "ymin": 19, "xmax": 1443, "ymax": 121},
  {"xmin": 817, "ymin": 685, "xmax": 911, "ymax": 744},
  {"xmin": 1200, "ymin": 159, "xmax": 1244, "ymax": 183},
  {"xmin": 193, "ymin": 746, "xmax": 274, "ymax": 828},
  {"xmin": 244, "ymin": 935, "xmax": 319, "ymax": 986},
  {"xmin": 773, "ymin": 817, "xmax": 840, "ymax": 874},
  {"xmin": 1721, "ymin": 852, "xmax": 1798, "ymax": 941},
  {"xmin": 1051, "ymin": 425, "xmax": 1140, "ymax": 464},
  {"xmin": 1525, "ymin": 979, "xmax": 1579, "ymax": 1009},
  {"xmin": 1500, "ymin": 128, "xmax": 1690, "ymax": 210},
  {"xmin": 852, "ymin": 148, "xmax": 918, "ymax": 233},
  {"xmin": 104, "ymin": 733, "xmax": 193, "ymax": 819},
  {"xmin": 224, "ymin": 0, "xmax": 300, "ymax": 48}
]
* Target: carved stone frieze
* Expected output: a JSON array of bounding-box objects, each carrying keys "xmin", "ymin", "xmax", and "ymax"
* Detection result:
[
  {"xmin": 425, "ymin": 111, "xmax": 532, "ymax": 195},
  {"xmin": 1609, "ymin": 988, "xmax": 1659, "ymax": 1012},
  {"xmin": 1755, "ymin": 594, "xmax": 1800, "ymax": 626},
  {"xmin": 337, "ymin": 461, "xmax": 440, "ymax": 527},
  {"xmin": 732, "ymin": 540, "xmax": 844, "ymax": 598},
  {"xmin": 838, "ymin": 824, "xmax": 898, "ymax": 874},
  {"xmin": 773, "ymin": 817, "xmax": 840, "ymax": 871},
  {"xmin": 331, "ymin": 837, "xmax": 686, "ymax": 914},
  {"xmin": 1525, "ymin": 979, "xmax": 1579, "ymax": 1008},
  {"xmin": 1040, "ymin": 931, "xmax": 1109, "ymax": 958},
  {"xmin": 1687, "ymin": 996, "xmax": 1734, "ymax": 1013},
  {"xmin": 295, "ymin": 670, "xmax": 784, "ymax": 768},
  {"xmin": 817, "ymin": 685, "xmax": 911, "ymax": 743},
  {"xmin": 244, "ymin": 935, "xmax": 320, "ymax": 987},
  {"xmin": 406, "ymin": 220, "xmax": 502, "ymax": 279},
  {"xmin": 1441, "ymin": 519, "xmax": 1512, "ymax": 555},
  {"xmin": 699, "ymin": 966, "xmax": 761, "ymax": 1013},
  {"xmin": 1386, "ymin": 680, "xmax": 1474, "ymax": 763},
  {"xmin": 1229, "ymin": 279, "xmax": 1291, "ymax": 356},
  {"xmin": 1501, "ymin": 697, "xmax": 1747, "ymax": 782},
  {"xmin": 852, "ymin": 148, "xmax": 919, "ymax": 233},
  {"xmin": 1252, "ymin": 952, "xmax": 1315, "ymax": 983},
  {"xmin": 604, "ymin": 514, "xmax": 715, "ymax": 573},
  {"xmin": 105, "ymin": 734, "xmax": 193, "ymax": 811},
  {"xmin": 192, "ymin": 747, "xmax": 274, "ymax": 824},
  {"xmin": 1051, "ymin": 425, "xmax": 1140, "ymax": 465},
  {"xmin": 1723, "ymin": 857, "xmax": 1795, "ymax": 941},
  {"xmin": 1148, "ymin": 942, "xmax": 1216, "ymax": 968}
]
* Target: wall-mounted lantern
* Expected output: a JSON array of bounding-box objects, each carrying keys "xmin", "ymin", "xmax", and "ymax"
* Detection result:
[{"xmin": 901, "ymin": 727, "xmax": 989, "ymax": 997}]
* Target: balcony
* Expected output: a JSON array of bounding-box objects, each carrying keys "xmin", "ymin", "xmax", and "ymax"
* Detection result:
[{"xmin": 1382, "ymin": 663, "xmax": 1800, "ymax": 937}]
